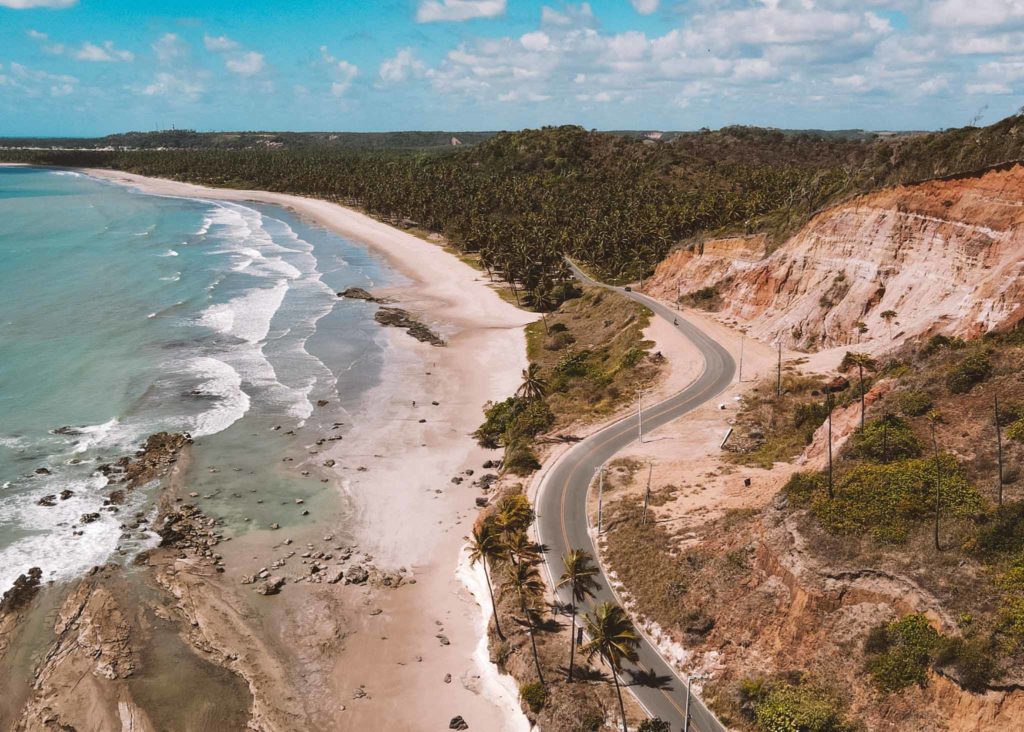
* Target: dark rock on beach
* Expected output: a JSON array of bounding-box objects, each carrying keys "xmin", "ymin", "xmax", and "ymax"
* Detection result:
[
  {"xmin": 0, "ymin": 567, "xmax": 43, "ymax": 614},
  {"xmin": 338, "ymin": 287, "xmax": 391, "ymax": 304},
  {"xmin": 374, "ymin": 307, "xmax": 446, "ymax": 347}
]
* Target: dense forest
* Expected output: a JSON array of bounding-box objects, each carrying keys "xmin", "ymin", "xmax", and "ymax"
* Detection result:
[{"xmin": 3, "ymin": 114, "xmax": 1024, "ymax": 296}]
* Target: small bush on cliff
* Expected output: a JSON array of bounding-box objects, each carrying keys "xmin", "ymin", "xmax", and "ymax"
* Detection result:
[
  {"xmin": 809, "ymin": 455, "xmax": 983, "ymax": 543},
  {"xmin": 503, "ymin": 439, "xmax": 542, "ymax": 475},
  {"xmin": 519, "ymin": 681, "xmax": 547, "ymax": 713},
  {"xmin": 1007, "ymin": 419, "xmax": 1024, "ymax": 443},
  {"xmin": 922, "ymin": 334, "xmax": 966, "ymax": 356},
  {"xmin": 637, "ymin": 719, "xmax": 671, "ymax": 732},
  {"xmin": 897, "ymin": 389, "xmax": 933, "ymax": 417},
  {"xmin": 946, "ymin": 351, "xmax": 993, "ymax": 394},
  {"xmin": 739, "ymin": 677, "xmax": 851, "ymax": 732},
  {"xmin": 846, "ymin": 415, "xmax": 922, "ymax": 462},
  {"xmin": 935, "ymin": 636, "xmax": 1000, "ymax": 691},
  {"xmin": 474, "ymin": 396, "xmax": 554, "ymax": 449},
  {"xmin": 864, "ymin": 614, "xmax": 942, "ymax": 692}
]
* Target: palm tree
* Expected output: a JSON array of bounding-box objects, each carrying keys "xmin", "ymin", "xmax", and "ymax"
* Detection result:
[
  {"xmin": 516, "ymin": 363, "xmax": 547, "ymax": 400},
  {"xmin": 881, "ymin": 310, "xmax": 897, "ymax": 340},
  {"xmin": 494, "ymin": 494, "xmax": 534, "ymax": 535},
  {"xmin": 468, "ymin": 522, "xmax": 506, "ymax": 640},
  {"xmin": 842, "ymin": 351, "xmax": 877, "ymax": 430},
  {"xmin": 557, "ymin": 549, "xmax": 600, "ymax": 681},
  {"xmin": 504, "ymin": 530, "xmax": 540, "ymax": 567},
  {"xmin": 583, "ymin": 602, "xmax": 640, "ymax": 732},
  {"xmin": 502, "ymin": 559, "xmax": 547, "ymax": 685}
]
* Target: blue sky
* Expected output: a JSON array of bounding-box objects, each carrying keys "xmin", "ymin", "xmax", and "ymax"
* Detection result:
[{"xmin": 1, "ymin": 0, "xmax": 1022, "ymax": 136}]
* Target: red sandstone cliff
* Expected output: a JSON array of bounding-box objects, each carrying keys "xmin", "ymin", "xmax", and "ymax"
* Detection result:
[{"xmin": 647, "ymin": 165, "xmax": 1024, "ymax": 351}]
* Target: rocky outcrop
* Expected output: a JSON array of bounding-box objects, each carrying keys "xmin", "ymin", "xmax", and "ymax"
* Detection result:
[
  {"xmin": 646, "ymin": 164, "xmax": 1024, "ymax": 351},
  {"xmin": 338, "ymin": 287, "xmax": 391, "ymax": 304},
  {"xmin": 374, "ymin": 307, "xmax": 446, "ymax": 346},
  {"xmin": 97, "ymin": 432, "xmax": 190, "ymax": 489}
]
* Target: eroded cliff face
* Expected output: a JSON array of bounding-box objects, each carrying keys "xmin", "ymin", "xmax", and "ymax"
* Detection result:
[{"xmin": 647, "ymin": 165, "xmax": 1024, "ymax": 350}]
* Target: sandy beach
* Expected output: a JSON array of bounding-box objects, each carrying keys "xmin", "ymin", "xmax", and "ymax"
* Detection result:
[{"xmin": 68, "ymin": 168, "xmax": 537, "ymax": 731}]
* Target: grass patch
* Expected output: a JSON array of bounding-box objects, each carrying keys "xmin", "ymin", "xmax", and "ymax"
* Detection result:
[{"xmin": 728, "ymin": 374, "xmax": 828, "ymax": 468}]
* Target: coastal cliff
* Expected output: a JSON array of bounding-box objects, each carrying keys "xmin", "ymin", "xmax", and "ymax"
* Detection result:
[{"xmin": 646, "ymin": 164, "xmax": 1024, "ymax": 351}]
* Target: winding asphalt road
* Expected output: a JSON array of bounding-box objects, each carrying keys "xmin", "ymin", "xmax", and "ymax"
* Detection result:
[{"xmin": 536, "ymin": 263, "xmax": 735, "ymax": 732}]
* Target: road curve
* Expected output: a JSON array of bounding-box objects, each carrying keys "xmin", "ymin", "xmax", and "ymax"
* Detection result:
[{"xmin": 536, "ymin": 263, "xmax": 735, "ymax": 732}]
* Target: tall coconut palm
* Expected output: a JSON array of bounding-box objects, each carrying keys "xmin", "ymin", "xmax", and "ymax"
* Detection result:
[
  {"xmin": 516, "ymin": 363, "xmax": 547, "ymax": 401},
  {"xmin": 583, "ymin": 602, "xmax": 640, "ymax": 732},
  {"xmin": 468, "ymin": 521, "xmax": 506, "ymax": 640},
  {"xmin": 557, "ymin": 548, "xmax": 600, "ymax": 681},
  {"xmin": 503, "ymin": 530, "xmax": 540, "ymax": 567},
  {"xmin": 502, "ymin": 559, "xmax": 547, "ymax": 685},
  {"xmin": 494, "ymin": 494, "xmax": 535, "ymax": 533},
  {"xmin": 841, "ymin": 351, "xmax": 877, "ymax": 430}
]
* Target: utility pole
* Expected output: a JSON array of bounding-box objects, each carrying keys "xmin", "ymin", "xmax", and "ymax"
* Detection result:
[
  {"xmin": 995, "ymin": 394, "xmax": 1004, "ymax": 507},
  {"xmin": 683, "ymin": 676, "xmax": 692, "ymax": 732},
  {"xmin": 637, "ymin": 388, "xmax": 645, "ymax": 444},
  {"xmin": 641, "ymin": 462, "xmax": 652, "ymax": 525},
  {"xmin": 596, "ymin": 466, "xmax": 605, "ymax": 535}
]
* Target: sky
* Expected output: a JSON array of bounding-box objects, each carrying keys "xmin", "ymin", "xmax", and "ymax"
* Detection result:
[{"xmin": 0, "ymin": 0, "xmax": 1022, "ymax": 136}]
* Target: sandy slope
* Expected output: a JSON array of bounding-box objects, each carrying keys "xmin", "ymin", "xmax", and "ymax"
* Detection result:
[{"xmin": 79, "ymin": 169, "xmax": 535, "ymax": 731}]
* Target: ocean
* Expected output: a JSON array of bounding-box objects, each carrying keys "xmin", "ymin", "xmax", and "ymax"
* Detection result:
[{"xmin": 0, "ymin": 166, "xmax": 401, "ymax": 593}]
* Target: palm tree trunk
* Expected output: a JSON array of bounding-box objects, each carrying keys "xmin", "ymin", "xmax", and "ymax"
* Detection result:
[
  {"xmin": 520, "ymin": 591, "xmax": 545, "ymax": 685},
  {"xmin": 567, "ymin": 596, "xmax": 576, "ymax": 682},
  {"xmin": 859, "ymin": 363, "xmax": 865, "ymax": 430},
  {"xmin": 827, "ymin": 392, "xmax": 834, "ymax": 500},
  {"xmin": 484, "ymin": 562, "xmax": 504, "ymax": 640},
  {"xmin": 608, "ymin": 652, "xmax": 628, "ymax": 732}
]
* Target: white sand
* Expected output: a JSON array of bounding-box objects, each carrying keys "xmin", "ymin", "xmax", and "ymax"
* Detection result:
[{"xmin": 82, "ymin": 168, "xmax": 535, "ymax": 731}]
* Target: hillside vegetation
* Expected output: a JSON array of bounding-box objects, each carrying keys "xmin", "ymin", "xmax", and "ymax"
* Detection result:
[{"xmin": 5, "ymin": 114, "xmax": 1024, "ymax": 296}]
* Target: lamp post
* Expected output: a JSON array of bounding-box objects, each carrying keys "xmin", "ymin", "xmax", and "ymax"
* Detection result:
[
  {"xmin": 596, "ymin": 465, "xmax": 605, "ymax": 535},
  {"xmin": 637, "ymin": 388, "xmax": 646, "ymax": 444}
]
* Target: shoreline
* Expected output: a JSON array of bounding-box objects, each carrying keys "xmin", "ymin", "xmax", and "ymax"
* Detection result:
[{"xmin": 9, "ymin": 165, "xmax": 535, "ymax": 731}]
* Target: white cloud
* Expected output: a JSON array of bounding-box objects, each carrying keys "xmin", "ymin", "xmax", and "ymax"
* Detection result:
[
  {"xmin": 4, "ymin": 61, "xmax": 78, "ymax": 97},
  {"xmin": 0, "ymin": 0, "xmax": 76, "ymax": 7},
  {"xmin": 225, "ymin": 50, "xmax": 264, "ymax": 75},
  {"xmin": 930, "ymin": 0, "xmax": 1024, "ymax": 29},
  {"xmin": 142, "ymin": 71, "xmax": 203, "ymax": 99},
  {"xmin": 541, "ymin": 3, "xmax": 596, "ymax": 28},
  {"xmin": 416, "ymin": 0, "xmax": 506, "ymax": 23},
  {"xmin": 379, "ymin": 47, "xmax": 425, "ymax": 83},
  {"xmin": 321, "ymin": 46, "xmax": 359, "ymax": 96},
  {"xmin": 152, "ymin": 33, "xmax": 188, "ymax": 63},
  {"xmin": 630, "ymin": 0, "xmax": 659, "ymax": 14},
  {"xmin": 966, "ymin": 81, "xmax": 1012, "ymax": 95},
  {"xmin": 203, "ymin": 34, "xmax": 239, "ymax": 52},
  {"xmin": 75, "ymin": 41, "xmax": 134, "ymax": 63}
]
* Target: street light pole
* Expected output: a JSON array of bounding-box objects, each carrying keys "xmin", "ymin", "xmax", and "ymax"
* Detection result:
[
  {"xmin": 684, "ymin": 676, "xmax": 692, "ymax": 732},
  {"xmin": 596, "ymin": 466, "xmax": 605, "ymax": 535},
  {"xmin": 637, "ymin": 388, "xmax": 644, "ymax": 444}
]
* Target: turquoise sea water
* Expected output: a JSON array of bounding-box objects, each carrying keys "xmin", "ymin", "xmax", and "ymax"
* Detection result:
[{"xmin": 0, "ymin": 167, "xmax": 400, "ymax": 592}]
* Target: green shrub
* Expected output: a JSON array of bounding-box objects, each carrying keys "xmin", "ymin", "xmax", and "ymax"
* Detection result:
[
  {"xmin": 973, "ymin": 502, "xmax": 1024, "ymax": 557},
  {"xmin": 637, "ymin": 720, "xmax": 671, "ymax": 732},
  {"xmin": 555, "ymin": 349, "xmax": 592, "ymax": 378},
  {"xmin": 474, "ymin": 396, "xmax": 553, "ymax": 449},
  {"xmin": 811, "ymin": 455, "xmax": 983, "ymax": 543},
  {"xmin": 897, "ymin": 390, "xmax": 933, "ymax": 417},
  {"xmin": 619, "ymin": 346, "xmax": 645, "ymax": 370},
  {"xmin": 947, "ymin": 351, "xmax": 993, "ymax": 393},
  {"xmin": 996, "ymin": 402, "xmax": 1024, "ymax": 427},
  {"xmin": 865, "ymin": 614, "xmax": 942, "ymax": 692},
  {"xmin": 936, "ymin": 636, "xmax": 999, "ymax": 691},
  {"xmin": 504, "ymin": 439, "xmax": 541, "ymax": 475},
  {"xmin": 783, "ymin": 471, "xmax": 826, "ymax": 506},
  {"xmin": 1007, "ymin": 419, "xmax": 1024, "ymax": 443},
  {"xmin": 793, "ymin": 401, "xmax": 829, "ymax": 430},
  {"xmin": 544, "ymin": 331, "xmax": 576, "ymax": 350},
  {"xmin": 922, "ymin": 334, "xmax": 966, "ymax": 356},
  {"xmin": 754, "ymin": 683, "xmax": 850, "ymax": 732},
  {"xmin": 519, "ymin": 681, "xmax": 547, "ymax": 713},
  {"xmin": 846, "ymin": 415, "xmax": 922, "ymax": 462}
]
